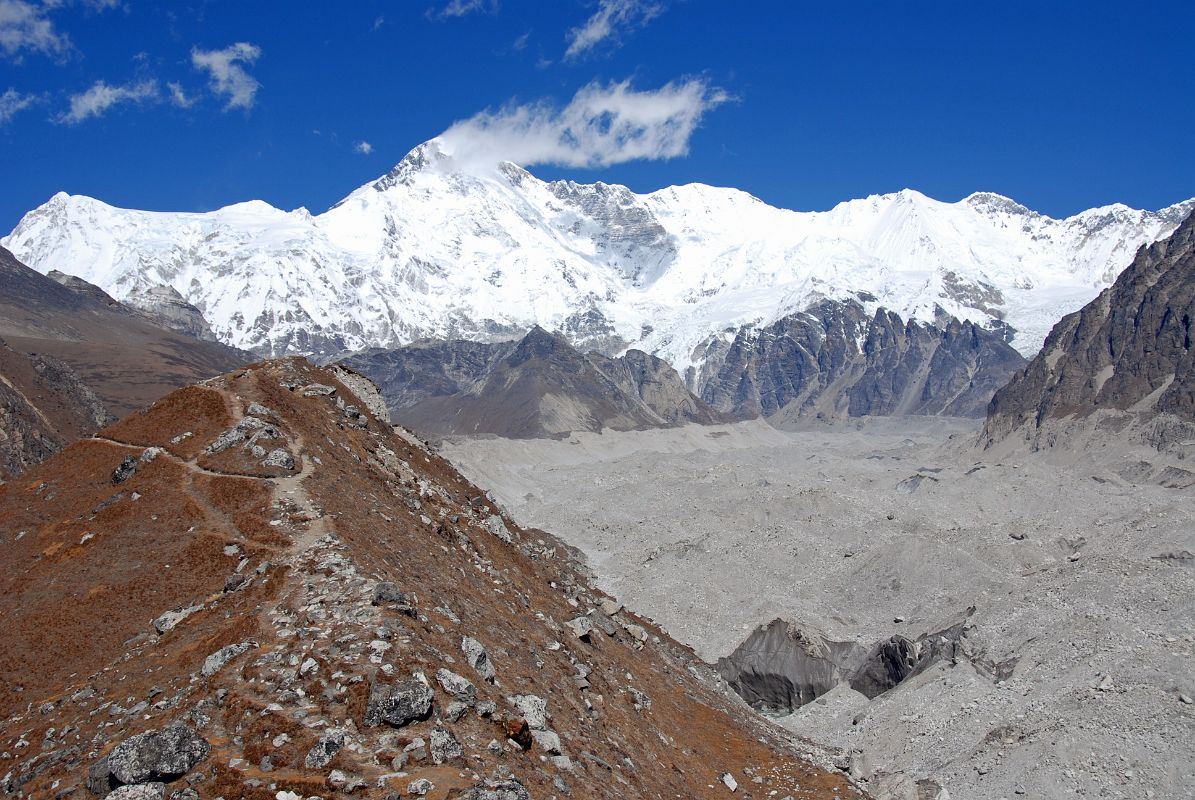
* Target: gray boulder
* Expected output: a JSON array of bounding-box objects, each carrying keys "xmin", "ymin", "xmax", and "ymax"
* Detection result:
[
  {"xmin": 363, "ymin": 679, "xmax": 433, "ymax": 727},
  {"xmin": 462, "ymin": 636, "xmax": 496, "ymax": 682},
  {"xmin": 107, "ymin": 784, "xmax": 166, "ymax": 800},
  {"xmin": 435, "ymin": 668, "xmax": 476, "ymax": 704},
  {"xmin": 200, "ymin": 641, "xmax": 254, "ymax": 677},
  {"xmin": 430, "ymin": 728, "xmax": 463, "ymax": 764},
  {"xmin": 107, "ymin": 724, "xmax": 209, "ymax": 785},
  {"xmin": 303, "ymin": 728, "xmax": 346, "ymax": 769},
  {"xmin": 456, "ymin": 778, "xmax": 532, "ymax": 800}
]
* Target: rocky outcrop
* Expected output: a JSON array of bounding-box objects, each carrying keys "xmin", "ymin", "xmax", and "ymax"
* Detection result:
[
  {"xmin": 0, "ymin": 337, "xmax": 110, "ymax": 480},
  {"xmin": 693, "ymin": 299, "xmax": 1025, "ymax": 421},
  {"xmin": 0, "ymin": 246, "xmax": 249, "ymax": 417},
  {"xmin": 0, "ymin": 358, "xmax": 853, "ymax": 799},
  {"xmin": 342, "ymin": 327, "xmax": 723, "ymax": 438},
  {"xmin": 985, "ymin": 211, "xmax": 1195, "ymax": 441},
  {"xmin": 126, "ymin": 285, "xmax": 218, "ymax": 341},
  {"xmin": 716, "ymin": 614, "xmax": 995, "ymax": 716}
]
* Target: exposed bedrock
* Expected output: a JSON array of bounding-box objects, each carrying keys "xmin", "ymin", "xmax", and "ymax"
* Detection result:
[{"xmin": 717, "ymin": 611, "xmax": 1014, "ymax": 715}]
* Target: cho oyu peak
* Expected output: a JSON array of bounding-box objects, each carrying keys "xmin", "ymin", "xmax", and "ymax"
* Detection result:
[{"xmin": 4, "ymin": 140, "xmax": 1192, "ymax": 373}]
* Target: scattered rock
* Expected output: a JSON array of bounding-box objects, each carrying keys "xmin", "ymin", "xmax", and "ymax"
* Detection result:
[
  {"xmin": 363, "ymin": 679, "xmax": 434, "ymax": 727},
  {"xmin": 510, "ymin": 694, "xmax": 548, "ymax": 729},
  {"xmin": 152, "ymin": 605, "xmax": 201, "ymax": 635},
  {"xmin": 262, "ymin": 449, "xmax": 294, "ymax": 470},
  {"xmin": 303, "ymin": 729, "xmax": 345, "ymax": 769},
  {"xmin": 722, "ymin": 772, "xmax": 738, "ymax": 791},
  {"xmin": 435, "ymin": 668, "xmax": 476, "ymax": 704},
  {"xmin": 455, "ymin": 778, "xmax": 532, "ymax": 800},
  {"xmin": 531, "ymin": 729, "xmax": 562, "ymax": 755},
  {"xmin": 200, "ymin": 641, "xmax": 254, "ymax": 677},
  {"xmin": 482, "ymin": 515, "xmax": 514, "ymax": 543},
  {"xmin": 111, "ymin": 457, "xmax": 138, "ymax": 485},
  {"xmin": 462, "ymin": 636, "xmax": 496, "ymax": 682},
  {"xmin": 327, "ymin": 769, "xmax": 366, "ymax": 793},
  {"xmin": 599, "ymin": 598, "xmax": 622, "ymax": 616},
  {"xmin": 246, "ymin": 402, "xmax": 274, "ymax": 418},
  {"xmin": 107, "ymin": 724, "xmax": 210, "ymax": 785},
  {"xmin": 406, "ymin": 777, "xmax": 434, "ymax": 796},
  {"xmin": 107, "ymin": 784, "xmax": 166, "ymax": 800},
  {"xmin": 430, "ymin": 727, "xmax": 463, "ymax": 764},
  {"xmin": 302, "ymin": 384, "xmax": 336, "ymax": 397},
  {"xmin": 566, "ymin": 616, "xmax": 593, "ymax": 641}
]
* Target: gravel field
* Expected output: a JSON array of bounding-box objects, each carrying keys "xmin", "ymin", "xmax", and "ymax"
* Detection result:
[{"xmin": 444, "ymin": 418, "xmax": 1195, "ymax": 800}]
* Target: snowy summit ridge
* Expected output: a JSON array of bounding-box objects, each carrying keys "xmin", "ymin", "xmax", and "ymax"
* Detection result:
[{"xmin": 4, "ymin": 138, "xmax": 1192, "ymax": 373}]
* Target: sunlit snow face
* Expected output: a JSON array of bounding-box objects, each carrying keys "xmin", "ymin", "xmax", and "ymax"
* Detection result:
[{"xmin": 2, "ymin": 153, "xmax": 1188, "ymax": 362}]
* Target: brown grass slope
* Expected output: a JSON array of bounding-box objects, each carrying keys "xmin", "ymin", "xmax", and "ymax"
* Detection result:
[{"xmin": 0, "ymin": 358, "xmax": 856, "ymax": 799}]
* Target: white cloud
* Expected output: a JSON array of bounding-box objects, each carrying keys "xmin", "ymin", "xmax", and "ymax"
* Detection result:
[
  {"xmin": 167, "ymin": 81, "xmax": 193, "ymax": 108},
  {"xmin": 355, "ymin": 140, "xmax": 373, "ymax": 155},
  {"xmin": 438, "ymin": 78, "xmax": 728, "ymax": 171},
  {"xmin": 429, "ymin": 0, "xmax": 496, "ymax": 20},
  {"xmin": 0, "ymin": 0, "xmax": 70, "ymax": 60},
  {"xmin": 511, "ymin": 30, "xmax": 529, "ymax": 51},
  {"xmin": 0, "ymin": 86, "xmax": 36, "ymax": 123},
  {"xmin": 191, "ymin": 42, "xmax": 261, "ymax": 111},
  {"xmin": 565, "ymin": 0, "xmax": 664, "ymax": 61},
  {"xmin": 55, "ymin": 78, "xmax": 157, "ymax": 124}
]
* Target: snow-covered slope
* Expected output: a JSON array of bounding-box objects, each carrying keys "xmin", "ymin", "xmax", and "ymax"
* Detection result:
[{"xmin": 4, "ymin": 139, "xmax": 1191, "ymax": 376}]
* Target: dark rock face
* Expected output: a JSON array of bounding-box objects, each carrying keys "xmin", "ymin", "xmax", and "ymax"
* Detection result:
[
  {"xmin": 986, "ymin": 211, "xmax": 1195, "ymax": 440},
  {"xmin": 342, "ymin": 327, "xmax": 722, "ymax": 438},
  {"xmin": 106, "ymin": 724, "xmax": 210, "ymax": 785},
  {"xmin": 694, "ymin": 299, "xmax": 1026, "ymax": 421},
  {"xmin": 0, "ymin": 337, "xmax": 111, "ymax": 480},
  {"xmin": 364, "ymin": 680, "xmax": 435, "ymax": 728},
  {"xmin": 716, "ymin": 616, "xmax": 986, "ymax": 714}
]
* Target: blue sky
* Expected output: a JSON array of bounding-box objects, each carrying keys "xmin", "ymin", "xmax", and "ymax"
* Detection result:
[{"xmin": 0, "ymin": 1, "xmax": 1192, "ymax": 232}]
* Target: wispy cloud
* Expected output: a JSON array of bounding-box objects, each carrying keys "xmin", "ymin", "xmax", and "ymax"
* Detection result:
[
  {"xmin": 428, "ymin": 0, "xmax": 497, "ymax": 20},
  {"xmin": 0, "ymin": 86, "xmax": 37, "ymax": 123},
  {"xmin": 511, "ymin": 30, "xmax": 529, "ymax": 51},
  {"xmin": 565, "ymin": 0, "xmax": 665, "ymax": 61},
  {"xmin": 191, "ymin": 42, "xmax": 261, "ymax": 111},
  {"xmin": 438, "ymin": 78, "xmax": 728, "ymax": 171},
  {"xmin": 0, "ymin": 0, "xmax": 70, "ymax": 61},
  {"xmin": 372, "ymin": 14, "xmax": 385, "ymax": 30},
  {"xmin": 354, "ymin": 140, "xmax": 373, "ymax": 155},
  {"xmin": 55, "ymin": 78, "xmax": 157, "ymax": 124},
  {"xmin": 166, "ymin": 81, "xmax": 193, "ymax": 108}
]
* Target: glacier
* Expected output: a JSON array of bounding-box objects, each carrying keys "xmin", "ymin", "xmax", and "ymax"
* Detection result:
[{"xmin": 4, "ymin": 138, "xmax": 1192, "ymax": 377}]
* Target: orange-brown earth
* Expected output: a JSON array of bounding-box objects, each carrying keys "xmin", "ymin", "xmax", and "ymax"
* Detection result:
[{"xmin": 0, "ymin": 358, "xmax": 860, "ymax": 799}]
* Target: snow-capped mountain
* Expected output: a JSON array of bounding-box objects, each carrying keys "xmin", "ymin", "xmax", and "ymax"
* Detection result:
[{"xmin": 4, "ymin": 139, "xmax": 1191, "ymax": 379}]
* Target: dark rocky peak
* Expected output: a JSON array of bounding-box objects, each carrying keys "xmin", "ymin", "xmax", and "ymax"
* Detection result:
[
  {"xmin": 506, "ymin": 325, "xmax": 582, "ymax": 368},
  {"xmin": 985, "ymin": 210, "xmax": 1195, "ymax": 444}
]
